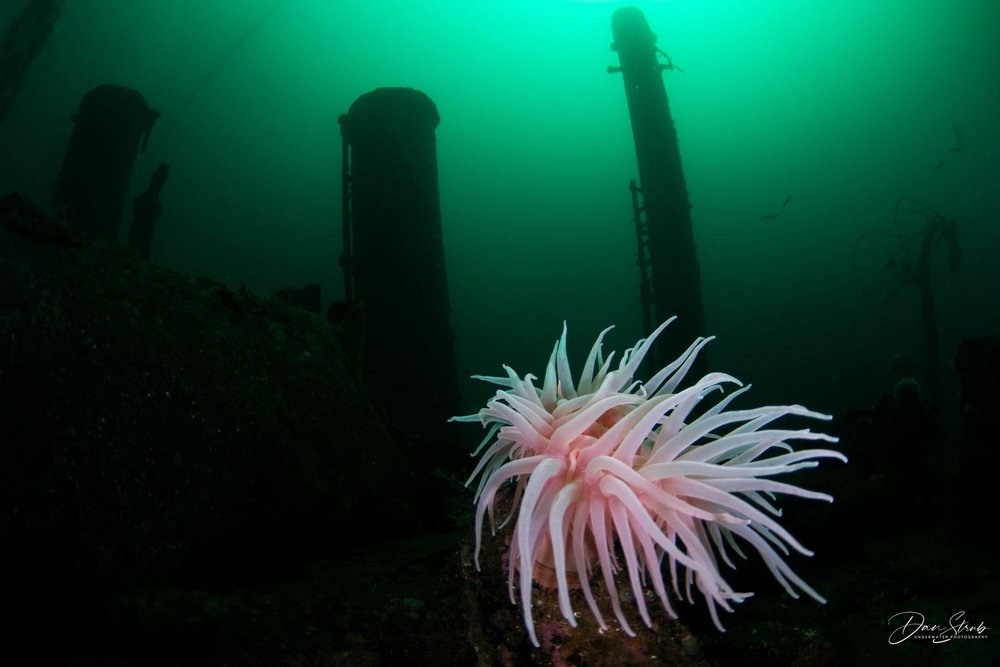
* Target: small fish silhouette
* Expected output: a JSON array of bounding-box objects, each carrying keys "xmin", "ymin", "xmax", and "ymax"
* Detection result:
[{"xmin": 759, "ymin": 213, "xmax": 780, "ymax": 220}]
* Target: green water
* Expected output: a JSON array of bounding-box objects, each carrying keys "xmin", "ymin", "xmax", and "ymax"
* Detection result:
[{"xmin": 1, "ymin": 0, "xmax": 997, "ymax": 413}]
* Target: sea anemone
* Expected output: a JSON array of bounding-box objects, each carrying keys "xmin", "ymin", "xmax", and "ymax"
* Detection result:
[{"xmin": 453, "ymin": 319, "xmax": 846, "ymax": 647}]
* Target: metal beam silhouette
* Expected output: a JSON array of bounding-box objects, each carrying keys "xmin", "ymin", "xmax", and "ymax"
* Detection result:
[{"xmin": 611, "ymin": 7, "xmax": 705, "ymax": 366}]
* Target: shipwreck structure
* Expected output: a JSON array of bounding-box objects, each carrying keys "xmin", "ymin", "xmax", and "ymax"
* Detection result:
[
  {"xmin": 338, "ymin": 88, "xmax": 460, "ymax": 457},
  {"xmin": 610, "ymin": 7, "xmax": 705, "ymax": 368},
  {"xmin": 52, "ymin": 84, "xmax": 159, "ymax": 241},
  {"xmin": 0, "ymin": 0, "xmax": 64, "ymax": 122}
]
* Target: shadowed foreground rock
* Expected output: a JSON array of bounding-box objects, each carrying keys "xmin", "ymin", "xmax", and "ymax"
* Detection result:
[{"xmin": 0, "ymin": 193, "xmax": 416, "ymax": 654}]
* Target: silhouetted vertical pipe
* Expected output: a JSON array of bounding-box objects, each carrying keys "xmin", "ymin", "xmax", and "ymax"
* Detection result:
[
  {"xmin": 0, "ymin": 0, "xmax": 64, "ymax": 122},
  {"xmin": 128, "ymin": 161, "xmax": 169, "ymax": 259},
  {"xmin": 913, "ymin": 210, "xmax": 960, "ymax": 407},
  {"xmin": 340, "ymin": 88, "xmax": 460, "ymax": 463},
  {"xmin": 53, "ymin": 85, "xmax": 159, "ymax": 240},
  {"xmin": 611, "ymin": 8, "xmax": 705, "ymax": 366}
]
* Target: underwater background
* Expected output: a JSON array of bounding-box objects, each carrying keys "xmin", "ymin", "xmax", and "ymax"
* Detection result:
[
  {"xmin": 1, "ymin": 0, "xmax": 997, "ymax": 415},
  {"xmin": 1, "ymin": 1, "xmax": 999, "ymax": 665}
]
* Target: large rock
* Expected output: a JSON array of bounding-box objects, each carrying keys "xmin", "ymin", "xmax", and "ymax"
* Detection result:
[{"xmin": 0, "ymin": 193, "xmax": 416, "ymax": 607}]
